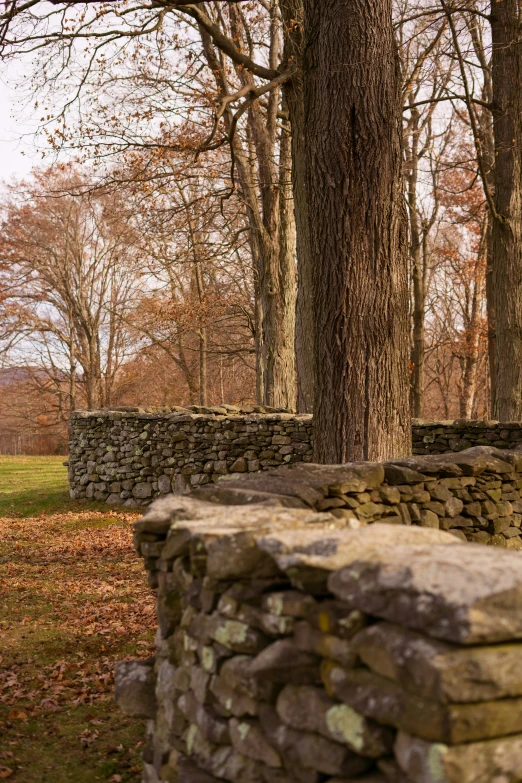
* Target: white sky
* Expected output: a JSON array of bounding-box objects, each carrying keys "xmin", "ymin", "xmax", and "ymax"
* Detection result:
[{"xmin": 0, "ymin": 59, "xmax": 41, "ymax": 188}]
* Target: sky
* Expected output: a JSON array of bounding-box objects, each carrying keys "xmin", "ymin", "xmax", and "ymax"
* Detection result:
[{"xmin": 0, "ymin": 60, "xmax": 41, "ymax": 187}]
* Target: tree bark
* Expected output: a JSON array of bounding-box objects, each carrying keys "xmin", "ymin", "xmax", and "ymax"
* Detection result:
[
  {"xmin": 491, "ymin": 0, "xmax": 522, "ymax": 420},
  {"xmin": 405, "ymin": 106, "xmax": 425, "ymax": 419},
  {"xmin": 280, "ymin": 0, "xmax": 314, "ymax": 413},
  {"xmin": 263, "ymin": 112, "xmax": 297, "ymax": 409},
  {"xmin": 303, "ymin": 0, "xmax": 411, "ymax": 463}
]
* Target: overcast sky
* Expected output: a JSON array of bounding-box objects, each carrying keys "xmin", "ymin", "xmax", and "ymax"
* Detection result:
[{"xmin": 0, "ymin": 60, "xmax": 42, "ymax": 187}]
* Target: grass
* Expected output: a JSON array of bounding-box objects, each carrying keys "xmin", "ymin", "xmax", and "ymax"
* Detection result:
[
  {"xmin": 0, "ymin": 457, "xmax": 156, "ymax": 782},
  {"xmin": 0, "ymin": 456, "xmax": 113, "ymax": 518}
]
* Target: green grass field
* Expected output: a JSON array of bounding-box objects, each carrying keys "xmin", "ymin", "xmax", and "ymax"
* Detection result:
[
  {"xmin": 0, "ymin": 456, "xmax": 156, "ymax": 782},
  {"xmin": 0, "ymin": 456, "xmax": 110, "ymax": 518}
]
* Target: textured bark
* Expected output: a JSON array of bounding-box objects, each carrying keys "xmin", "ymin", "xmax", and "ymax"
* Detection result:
[
  {"xmin": 469, "ymin": 20, "xmax": 496, "ymax": 415},
  {"xmin": 491, "ymin": 0, "xmax": 522, "ymax": 420},
  {"xmin": 485, "ymin": 218, "xmax": 497, "ymax": 413},
  {"xmin": 303, "ymin": 0, "xmax": 411, "ymax": 463},
  {"xmin": 281, "ymin": 0, "xmax": 314, "ymax": 413},
  {"xmin": 265, "ymin": 114, "xmax": 297, "ymax": 409}
]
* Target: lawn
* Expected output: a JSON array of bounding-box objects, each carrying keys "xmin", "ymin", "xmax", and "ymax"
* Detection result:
[
  {"xmin": 0, "ymin": 456, "xmax": 110, "ymax": 518},
  {"xmin": 0, "ymin": 456, "xmax": 156, "ymax": 782}
]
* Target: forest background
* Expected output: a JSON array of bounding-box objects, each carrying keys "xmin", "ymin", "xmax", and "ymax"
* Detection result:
[{"xmin": 0, "ymin": 0, "xmax": 496, "ymax": 455}]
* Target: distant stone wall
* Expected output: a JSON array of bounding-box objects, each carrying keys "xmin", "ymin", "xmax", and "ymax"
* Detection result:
[
  {"xmin": 69, "ymin": 410, "xmax": 522, "ymax": 509},
  {"xmin": 68, "ymin": 407, "xmax": 313, "ymax": 506},
  {"xmin": 118, "ymin": 479, "xmax": 522, "ymax": 783},
  {"xmin": 413, "ymin": 419, "xmax": 522, "ymax": 454}
]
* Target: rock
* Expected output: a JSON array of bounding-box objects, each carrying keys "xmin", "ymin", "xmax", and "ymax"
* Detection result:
[
  {"xmin": 444, "ymin": 497, "xmax": 464, "ymax": 517},
  {"xmin": 206, "ymin": 615, "xmax": 268, "ymax": 654},
  {"xmin": 294, "ymin": 621, "xmax": 357, "ymax": 667},
  {"xmin": 106, "ymin": 492, "xmax": 124, "ymax": 505},
  {"xmin": 276, "ymin": 685, "xmax": 393, "ymax": 757},
  {"xmin": 114, "ymin": 659, "xmax": 156, "ymax": 719},
  {"xmin": 209, "ymin": 675, "xmax": 258, "ymax": 717},
  {"xmin": 230, "ymin": 458, "xmax": 248, "ymax": 473},
  {"xmin": 178, "ymin": 690, "xmax": 230, "ymax": 744},
  {"xmin": 229, "ymin": 718, "xmax": 282, "ymax": 767},
  {"xmin": 395, "ymin": 731, "xmax": 522, "ymax": 783},
  {"xmin": 132, "ymin": 481, "xmax": 153, "ymax": 499},
  {"xmin": 158, "ymin": 474, "xmax": 172, "ymax": 494},
  {"xmin": 192, "ymin": 485, "xmax": 308, "ymax": 509},
  {"xmin": 261, "ymin": 590, "xmax": 317, "ymax": 618},
  {"xmin": 383, "ymin": 465, "xmax": 427, "ymax": 485},
  {"xmin": 257, "ymin": 524, "xmax": 459, "ymax": 577},
  {"xmin": 258, "ymin": 706, "xmax": 373, "ymax": 778},
  {"xmin": 352, "ymin": 621, "xmax": 522, "ymax": 702},
  {"xmin": 328, "ymin": 541, "xmax": 522, "ymax": 643},
  {"xmin": 321, "ymin": 665, "xmax": 522, "ymax": 744},
  {"xmin": 248, "ymin": 639, "xmax": 320, "ymax": 684}
]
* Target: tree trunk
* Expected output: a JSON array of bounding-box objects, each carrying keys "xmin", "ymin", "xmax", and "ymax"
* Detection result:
[
  {"xmin": 491, "ymin": 0, "xmax": 522, "ymax": 420},
  {"xmin": 485, "ymin": 222, "xmax": 497, "ymax": 414},
  {"xmin": 281, "ymin": 0, "xmax": 315, "ymax": 413},
  {"xmin": 303, "ymin": 0, "xmax": 411, "ymax": 463},
  {"xmin": 262, "ymin": 114, "xmax": 297, "ymax": 410},
  {"xmin": 411, "ymin": 234, "xmax": 426, "ymax": 420},
  {"xmin": 460, "ymin": 277, "xmax": 481, "ymax": 419},
  {"xmin": 199, "ymin": 328, "xmax": 208, "ymax": 406},
  {"xmin": 406, "ymin": 106, "xmax": 425, "ymax": 420}
]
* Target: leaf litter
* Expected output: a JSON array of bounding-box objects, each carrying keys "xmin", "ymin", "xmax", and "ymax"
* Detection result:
[{"xmin": 0, "ymin": 510, "xmax": 156, "ymax": 782}]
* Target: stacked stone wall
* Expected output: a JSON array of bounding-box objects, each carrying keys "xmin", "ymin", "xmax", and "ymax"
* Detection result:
[
  {"xmin": 69, "ymin": 410, "xmax": 522, "ymax": 509},
  {"xmin": 68, "ymin": 408, "xmax": 313, "ymax": 506},
  {"xmin": 119, "ymin": 476, "xmax": 522, "ymax": 783},
  {"xmin": 412, "ymin": 419, "xmax": 522, "ymax": 454}
]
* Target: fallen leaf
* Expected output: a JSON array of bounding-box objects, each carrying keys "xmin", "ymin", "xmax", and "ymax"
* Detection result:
[
  {"xmin": 0, "ymin": 768, "xmax": 14, "ymax": 779},
  {"xmin": 7, "ymin": 710, "xmax": 28, "ymax": 721}
]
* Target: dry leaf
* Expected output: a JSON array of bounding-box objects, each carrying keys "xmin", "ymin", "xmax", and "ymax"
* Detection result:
[
  {"xmin": 0, "ymin": 768, "xmax": 14, "ymax": 779},
  {"xmin": 7, "ymin": 710, "xmax": 28, "ymax": 721}
]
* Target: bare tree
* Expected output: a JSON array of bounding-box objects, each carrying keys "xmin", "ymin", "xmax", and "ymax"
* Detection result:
[{"xmin": 0, "ymin": 166, "xmax": 142, "ymax": 410}]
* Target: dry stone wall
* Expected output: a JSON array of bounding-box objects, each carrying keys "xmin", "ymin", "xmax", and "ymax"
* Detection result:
[
  {"xmin": 182, "ymin": 446, "xmax": 522, "ymax": 549},
  {"xmin": 69, "ymin": 409, "xmax": 522, "ymax": 509},
  {"xmin": 118, "ymin": 474, "xmax": 522, "ymax": 783},
  {"xmin": 68, "ymin": 408, "xmax": 313, "ymax": 506},
  {"xmin": 412, "ymin": 419, "xmax": 522, "ymax": 454}
]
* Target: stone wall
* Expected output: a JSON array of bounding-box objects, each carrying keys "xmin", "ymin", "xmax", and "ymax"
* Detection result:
[
  {"xmin": 68, "ymin": 408, "xmax": 313, "ymax": 506},
  {"xmin": 69, "ymin": 409, "xmax": 522, "ymax": 508},
  {"xmin": 119, "ymin": 473, "xmax": 522, "ymax": 783},
  {"xmin": 189, "ymin": 446, "xmax": 522, "ymax": 548},
  {"xmin": 412, "ymin": 419, "xmax": 522, "ymax": 454}
]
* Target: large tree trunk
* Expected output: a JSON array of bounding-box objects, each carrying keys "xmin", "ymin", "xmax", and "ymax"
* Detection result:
[
  {"xmin": 280, "ymin": 0, "xmax": 314, "ymax": 413},
  {"xmin": 303, "ymin": 0, "xmax": 411, "ymax": 463},
  {"xmin": 491, "ymin": 0, "xmax": 522, "ymax": 420}
]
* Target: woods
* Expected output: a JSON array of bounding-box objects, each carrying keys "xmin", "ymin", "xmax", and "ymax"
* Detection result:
[{"xmin": 0, "ymin": 0, "xmax": 521, "ymax": 461}]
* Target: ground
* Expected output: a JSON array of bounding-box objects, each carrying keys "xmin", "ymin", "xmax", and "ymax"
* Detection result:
[{"xmin": 0, "ymin": 456, "xmax": 156, "ymax": 782}]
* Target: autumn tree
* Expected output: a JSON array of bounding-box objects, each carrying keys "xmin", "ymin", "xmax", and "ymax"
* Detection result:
[
  {"xmin": 125, "ymin": 169, "xmax": 258, "ymax": 406},
  {"xmin": 0, "ymin": 166, "xmax": 143, "ymax": 411},
  {"xmin": 0, "ymin": 0, "xmax": 299, "ymax": 410}
]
